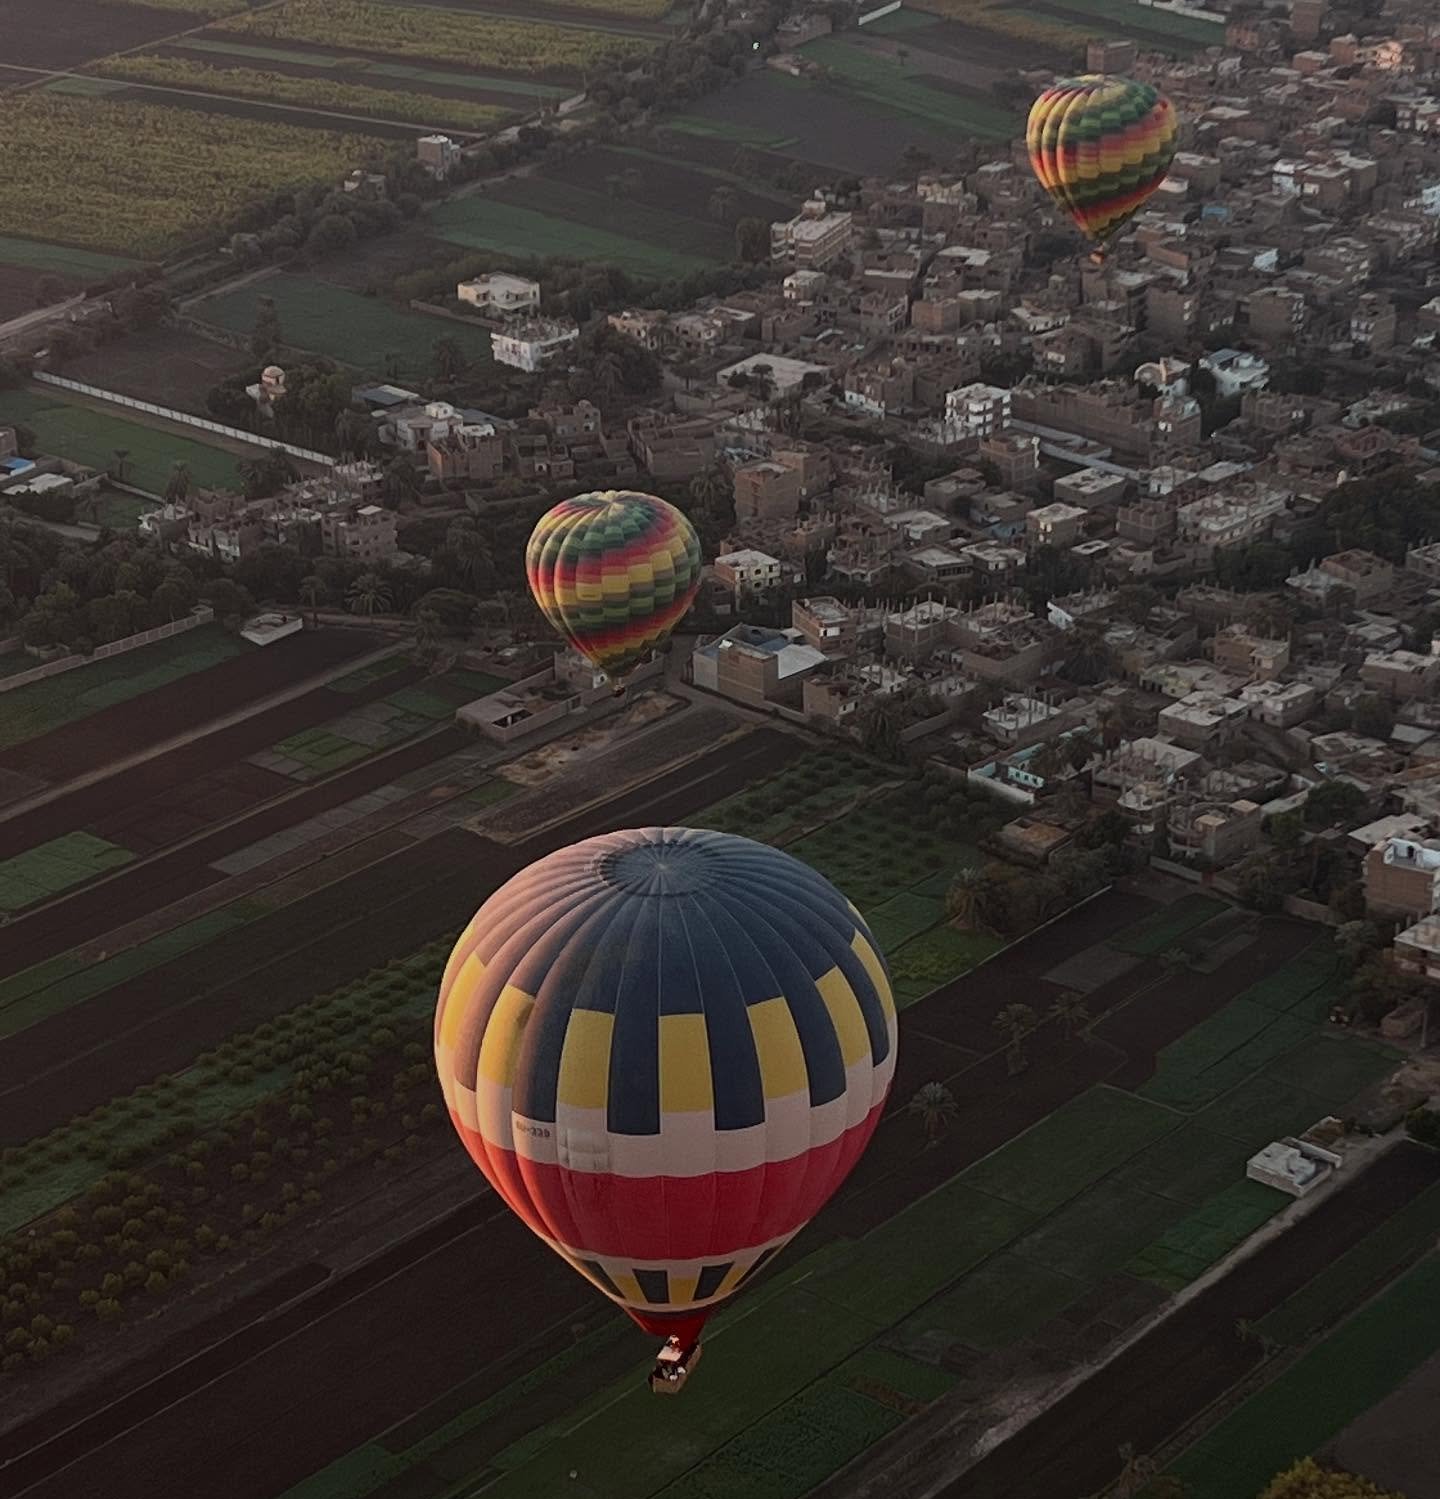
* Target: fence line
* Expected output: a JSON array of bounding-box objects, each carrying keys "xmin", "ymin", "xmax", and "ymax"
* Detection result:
[
  {"xmin": 31, "ymin": 373, "xmax": 335, "ymax": 468},
  {"xmin": 0, "ymin": 608, "xmax": 215, "ymax": 695}
]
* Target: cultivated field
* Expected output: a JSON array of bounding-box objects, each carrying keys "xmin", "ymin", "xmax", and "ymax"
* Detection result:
[
  {"xmin": 100, "ymin": 0, "xmax": 246, "ymax": 14},
  {"xmin": 1, "ymin": 0, "xmax": 193, "ymax": 71},
  {"xmin": 216, "ymin": 0, "xmax": 655, "ymax": 77},
  {"xmin": 0, "ymin": 96, "xmax": 376, "ymax": 257},
  {"xmin": 63, "ymin": 328, "xmax": 251, "ymax": 417},
  {"xmin": 0, "ymin": 387, "xmax": 261, "ymax": 492},
  {"xmin": 911, "ymin": 0, "xmax": 1221, "ymax": 53},
  {"xmin": 93, "ymin": 55, "xmax": 513, "ymax": 132},
  {"xmin": 190, "ymin": 273, "xmax": 494, "ymax": 379}
]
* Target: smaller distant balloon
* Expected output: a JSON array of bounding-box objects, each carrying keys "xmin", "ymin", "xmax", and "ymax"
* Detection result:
[
  {"xmin": 1026, "ymin": 75, "xmax": 1180, "ymax": 249},
  {"xmin": 525, "ymin": 491, "xmax": 703, "ymax": 688}
]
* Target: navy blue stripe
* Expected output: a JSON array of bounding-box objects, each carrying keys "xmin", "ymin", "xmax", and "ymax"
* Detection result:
[
  {"xmin": 634, "ymin": 1268, "xmax": 669, "ymax": 1303},
  {"xmin": 694, "ymin": 1262, "xmax": 733, "ymax": 1301},
  {"xmin": 607, "ymin": 894, "xmax": 661, "ymax": 1136},
  {"xmin": 582, "ymin": 1259, "xmax": 622, "ymax": 1297}
]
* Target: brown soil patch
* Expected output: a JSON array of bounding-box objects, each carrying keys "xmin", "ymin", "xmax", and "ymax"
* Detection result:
[
  {"xmin": 2, "ymin": 0, "xmax": 194, "ymax": 70},
  {"xmin": 64, "ymin": 327, "xmax": 251, "ymax": 416}
]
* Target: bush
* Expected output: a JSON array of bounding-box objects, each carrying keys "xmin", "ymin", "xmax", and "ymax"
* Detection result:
[
  {"xmin": 95, "ymin": 1299, "xmax": 122, "ymax": 1321},
  {"xmin": 1405, "ymin": 1106, "xmax": 1440, "ymax": 1148},
  {"xmin": 144, "ymin": 1271, "xmax": 168, "ymax": 1294}
]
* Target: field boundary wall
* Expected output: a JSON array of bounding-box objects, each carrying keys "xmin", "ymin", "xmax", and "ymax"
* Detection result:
[
  {"xmin": 32, "ymin": 373, "xmax": 335, "ymax": 468},
  {"xmin": 0, "ymin": 607, "xmax": 215, "ymax": 695}
]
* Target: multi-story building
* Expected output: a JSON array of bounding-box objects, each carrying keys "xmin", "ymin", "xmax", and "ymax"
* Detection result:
[
  {"xmin": 426, "ymin": 423, "xmax": 505, "ymax": 483},
  {"xmin": 979, "ymin": 431, "xmax": 1039, "ymax": 488},
  {"xmin": 691, "ymin": 624, "xmax": 825, "ymax": 707},
  {"xmin": 1318, "ymin": 550, "xmax": 1393, "ymax": 606},
  {"xmin": 1365, "ymin": 832, "xmax": 1440, "ymax": 920},
  {"xmin": 1237, "ymin": 679, "xmax": 1319, "ymax": 728},
  {"xmin": 416, "ymin": 135, "xmax": 461, "ymax": 180},
  {"xmin": 1177, "ymin": 489, "xmax": 1288, "ymax": 549},
  {"xmin": 770, "ymin": 199, "xmax": 854, "ymax": 269},
  {"xmin": 320, "ymin": 504, "xmax": 398, "ymax": 564},
  {"xmin": 1168, "ymin": 798, "xmax": 1263, "ymax": 866},
  {"xmin": 607, "ymin": 309, "xmax": 671, "ymax": 350},
  {"xmin": 1025, "ymin": 502, "xmax": 1087, "ymax": 550},
  {"xmin": 627, "ymin": 412, "xmax": 716, "ymax": 480},
  {"xmin": 1360, "ymin": 648, "xmax": 1440, "ymax": 701},
  {"xmin": 1350, "ymin": 294, "xmax": 1397, "ymax": 353},
  {"xmin": 712, "ymin": 549, "xmax": 787, "ymax": 599},
  {"xmin": 1157, "ymin": 691, "xmax": 1250, "ymax": 751},
  {"xmin": 1247, "ymin": 287, "xmax": 1307, "ymax": 346},
  {"xmin": 456, "ymin": 273, "xmax": 540, "ymax": 316},
  {"xmin": 1212, "ymin": 625, "xmax": 1291, "ymax": 681},
  {"xmin": 1200, "ymin": 348, "xmax": 1271, "ymax": 399},
  {"xmin": 1054, "ymin": 469, "xmax": 1126, "ymax": 510},
  {"xmin": 791, "ymin": 596, "xmax": 856, "ymax": 658},
  {"xmin": 491, "ymin": 319, "xmax": 580, "ymax": 373},
  {"xmin": 943, "ymin": 382, "xmax": 1011, "ymax": 439},
  {"xmin": 1117, "ymin": 499, "xmax": 1177, "ymax": 547}
]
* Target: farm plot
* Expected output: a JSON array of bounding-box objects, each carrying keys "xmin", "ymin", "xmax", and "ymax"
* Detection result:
[
  {"xmin": 63, "ymin": 327, "xmax": 251, "ymax": 417},
  {"xmin": 673, "ymin": 71, "xmax": 964, "ymax": 177},
  {"xmin": 1007, "ymin": 0, "xmax": 1223, "ymax": 49},
  {"xmin": 101, "ymin": 0, "xmax": 246, "ymax": 14},
  {"xmin": 0, "ymin": 387, "xmax": 258, "ymax": 493},
  {"xmin": 93, "ymin": 55, "xmax": 513, "ymax": 132},
  {"xmin": 429, "ymin": 196, "xmax": 714, "ymax": 278},
  {"xmin": 0, "ymin": 0, "xmax": 192, "ymax": 70},
  {"xmin": 549, "ymin": 144, "xmax": 796, "ymax": 226},
  {"xmin": 190, "ymin": 274, "xmax": 493, "ymax": 379},
  {"xmin": 0, "ymin": 95, "xmax": 376, "ymax": 257},
  {"xmin": 0, "ymin": 624, "xmax": 251, "ymax": 751},
  {"xmin": 216, "ymin": 1, "xmax": 655, "ymax": 78},
  {"xmin": 0, "ymin": 832, "xmax": 134, "ymax": 915},
  {"xmin": 800, "ymin": 35, "xmax": 1019, "ymax": 139}
]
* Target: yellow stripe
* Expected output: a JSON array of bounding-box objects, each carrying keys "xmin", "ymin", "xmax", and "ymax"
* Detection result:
[
  {"xmin": 817, "ymin": 967, "xmax": 870, "ymax": 1067},
  {"xmin": 669, "ymin": 1273, "xmax": 699, "ymax": 1307},
  {"xmin": 476, "ymin": 984, "xmax": 534, "ymax": 1087},
  {"xmin": 557, "ymin": 1009, "xmax": 614, "ymax": 1111},
  {"xmin": 712, "ymin": 1259, "xmax": 751, "ymax": 1301},
  {"xmin": 609, "ymin": 1269, "xmax": 645, "ymax": 1304},
  {"xmin": 437, "ymin": 950, "xmax": 486, "ymax": 1051},
  {"xmin": 659, "ymin": 1013, "xmax": 714, "ymax": 1113},
  {"xmin": 748, "ymin": 996, "xmax": 809, "ymax": 1098},
  {"xmin": 851, "ymin": 929, "xmax": 896, "ymax": 1021}
]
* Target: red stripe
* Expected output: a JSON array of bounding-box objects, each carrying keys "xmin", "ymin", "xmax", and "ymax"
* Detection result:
[{"xmin": 449, "ymin": 1099, "xmax": 887, "ymax": 1262}]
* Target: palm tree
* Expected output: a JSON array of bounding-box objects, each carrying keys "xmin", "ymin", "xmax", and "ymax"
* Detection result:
[
  {"xmin": 384, "ymin": 456, "xmax": 417, "ymax": 504},
  {"xmin": 299, "ymin": 574, "xmax": 326, "ymax": 629},
  {"xmin": 708, "ymin": 185, "xmax": 738, "ymax": 223},
  {"xmin": 748, "ymin": 363, "xmax": 777, "ymax": 404},
  {"xmin": 944, "ymin": 866, "xmax": 985, "ymax": 930},
  {"xmin": 163, "ymin": 461, "xmax": 190, "ymax": 505},
  {"xmin": 1047, "ymin": 991, "xmax": 1091, "ymax": 1042},
  {"xmin": 110, "ymin": 448, "xmax": 131, "ymax": 485},
  {"xmin": 432, "ymin": 336, "xmax": 465, "ymax": 384},
  {"xmin": 593, "ymin": 350, "xmax": 626, "ymax": 408},
  {"xmin": 907, "ymin": 1082, "xmax": 958, "ymax": 1145},
  {"xmin": 688, "ymin": 464, "xmax": 730, "ymax": 514},
  {"xmin": 993, "ymin": 1002, "xmax": 1038, "ymax": 1075},
  {"xmin": 445, "ymin": 518, "xmax": 491, "ymax": 591},
  {"xmin": 346, "ymin": 571, "xmax": 392, "ymax": 617},
  {"xmin": 413, "ymin": 605, "xmax": 443, "ymax": 657}
]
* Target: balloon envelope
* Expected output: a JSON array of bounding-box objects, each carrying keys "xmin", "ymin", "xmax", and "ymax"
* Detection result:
[
  {"xmin": 525, "ymin": 491, "xmax": 702, "ymax": 685},
  {"xmin": 434, "ymin": 827, "xmax": 897, "ymax": 1345},
  {"xmin": 1026, "ymin": 74, "xmax": 1179, "ymax": 246}
]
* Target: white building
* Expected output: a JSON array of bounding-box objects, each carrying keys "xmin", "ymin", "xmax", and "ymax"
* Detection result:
[
  {"xmin": 943, "ymin": 382, "xmax": 1011, "ymax": 439},
  {"xmin": 1177, "ymin": 489, "xmax": 1287, "ymax": 548},
  {"xmin": 492, "ymin": 319, "xmax": 580, "ymax": 373},
  {"xmin": 456, "ymin": 273, "xmax": 541, "ymax": 316},
  {"xmin": 1247, "ymin": 1139, "xmax": 1341, "ymax": 1197},
  {"xmin": 770, "ymin": 199, "xmax": 854, "ymax": 269},
  {"xmin": 1199, "ymin": 347, "xmax": 1270, "ymax": 398},
  {"xmin": 712, "ymin": 549, "xmax": 785, "ymax": 596}
]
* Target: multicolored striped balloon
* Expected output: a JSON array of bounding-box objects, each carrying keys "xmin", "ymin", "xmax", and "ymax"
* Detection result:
[
  {"xmin": 525, "ymin": 491, "xmax": 702, "ymax": 686},
  {"xmin": 434, "ymin": 827, "xmax": 897, "ymax": 1349},
  {"xmin": 1026, "ymin": 75, "xmax": 1179, "ymax": 247}
]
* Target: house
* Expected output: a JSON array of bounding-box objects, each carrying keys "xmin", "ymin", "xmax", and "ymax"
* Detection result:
[
  {"xmin": 1200, "ymin": 348, "xmax": 1270, "ymax": 398},
  {"xmin": 1168, "ymin": 798, "xmax": 1263, "ymax": 865},
  {"xmin": 712, "ymin": 549, "xmax": 787, "ymax": 599},
  {"xmin": 1364, "ymin": 833, "xmax": 1440, "ymax": 920},
  {"xmin": 416, "ymin": 134, "xmax": 461, "ymax": 180},
  {"xmin": 1318, "ymin": 550, "xmax": 1394, "ymax": 607},
  {"xmin": 943, "ymin": 382, "xmax": 1011, "ymax": 439},
  {"xmin": 456, "ymin": 273, "xmax": 540, "ymax": 317},
  {"xmin": 320, "ymin": 504, "xmax": 398, "ymax": 564},
  {"xmin": 1054, "ymin": 469, "xmax": 1126, "ymax": 510},
  {"xmin": 770, "ymin": 199, "xmax": 854, "ymax": 269},
  {"xmin": 691, "ymin": 624, "xmax": 826, "ymax": 707},
  {"xmin": 627, "ymin": 412, "xmax": 716, "ymax": 480},
  {"xmin": 1156, "ymin": 691, "xmax": 1249, "ymax": 751},
  {"xmin": 427, "ymin": 423, "xmax": 505, "ymax": 482},
  {"xmin": 1360, "ymin": 649, "xmax": 1440, "ymax": 702},
  {"xmin": 1026, "ymin": 502, "xmax": 1087, "ymax": 550},
  {"xmin": 1212, "ymin": 624, "xmax": 1290, "ymax": 681},
  {"xmin": 491, "ymin": 319, "xmax": 579, "ymax": 373},
  {"xmin": 1237, "ymin": 679, "xmax": 1318, "ymax": 728},
  {"xmin": 791, "ymin": 596, "xmax": 856, "ymax": 657}
]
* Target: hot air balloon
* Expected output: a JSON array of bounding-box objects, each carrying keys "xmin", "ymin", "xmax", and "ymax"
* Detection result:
[
  {"xmin": 434, "ymin": 827, "xmax": 897, "ymax": 1393},
  {"xmin": 1026, "ymin": 75, "xmax": 1179, "ymax": 254},
  {"xmin": 525, "ymin": 491, "xmax": 702, "ymax": 693}
]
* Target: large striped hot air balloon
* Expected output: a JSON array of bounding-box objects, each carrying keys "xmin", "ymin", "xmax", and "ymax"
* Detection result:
[
  {"xmin": 1026, "ymin": 75, "xmax": 1179, "ymax": 250},
  {"xmin": 434, "ymin": 828, "xmax": 897, "ymax": 1389},
  {"xmin": 525, "ymin": 491, "xmax": 702, "ymax": 689}
]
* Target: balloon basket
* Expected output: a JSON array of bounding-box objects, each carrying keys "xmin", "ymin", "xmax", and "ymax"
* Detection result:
[{"xmin": 648, "ymin": 1337, "xmax": 702, "ymax": 1395}]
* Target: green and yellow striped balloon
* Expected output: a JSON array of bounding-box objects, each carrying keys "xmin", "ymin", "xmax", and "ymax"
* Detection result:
[
  {"xmin": 1026, "ymin": 75, "xmax": 1179, "ymax": 247},
  {"xmin": 525, "ymin": 491, "xmax": 702, "ymax": 686}
]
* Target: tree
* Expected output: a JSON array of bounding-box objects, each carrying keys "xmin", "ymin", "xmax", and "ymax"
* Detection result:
[
  {"xmin": 1353, "ymin": 693, "xmax": 1395, "ymax": 741},
  {"xmin": 250, "ymin": 295, "xmax": 282, "ymax": 361},
  {"xmin": 1305, "ymin": 779, "xmax": 1368, "ymax": 830},
  {"xmin": 1047, "ymin": 991, "xmax": 1091, "ymax": 1042},
  {"xmin": 945, "ymin": 866, "xmax": 986, "ymax": 931},
  {"xmin": 735, "ymin": 217, "xmax": 770, "ymax": 263},
  {"xmin": 163, "ymin": 461, "xmax": 191, "ymax": 506},
  {"xmin": 299, "ymin": 574, "xmax": 326, "ymax": 628},
  {"xmin": 413, "ymin": 605, "xmax": 443, "ymax": 657},
  {"xmin": 907, "ymin": 1082, "xmax": 958, "ymax": 1145},
  {"xmin": 432, "ymin": 336, "xmax": 466, "ymax": 384},
  {"xmin": 992, "ymin": 1002, "xmax": 1037, "ymax": 1075},
  {"xmin": 1258, "ymin": 1458, "xmax": 1404, "ymax": 1499},
  {"xmin": 445, "ymin": 518, "xmax": 492, "ymax": 592},
  {"xmin": 748, "ymin": 363, "xmax": 776, "ymax": 404},
  {"xmin": 708, "ymin": 186, "xmax": 738, "ymax": 223},
  {"xmin": 109, "ymin": 448, "xmax": 131, "ymax": 485},
  {"xmin": 593, "ymin": 349, "xmax": 626, "ymax": 408},
  {"xmin": 688, "ymin": 464, "xmax": 730, "ymax": 515},
  {"xmin": 346, "ymin": 572, "xmax": 392, "ymax": 617},
  {"xmin": 1269, "ymin": 811, "xmax": 1304, "ymax": 850}
]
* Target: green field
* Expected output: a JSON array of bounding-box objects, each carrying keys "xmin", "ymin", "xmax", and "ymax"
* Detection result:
[
  {"xmin": 175, "ymin": 39, "xmax": 573, "ymax": 96},
  {"xmin": 0, "ymin": 234, "xmax": 138, "ymax": 279},
  {"xmin": 192, "ymin": 276, "xmax": 493, "ymax": 381},
  {"xmin": 0, "ymin": 831, "xmax": 134, "ymax": 914},
  {"xmin": 429, "ymin": 196, "xmax": 715, "ymax": 277},
  {"xmin": 801, "ymin": 37, "xmax": 1019, "ymax": 139},
  {"xmin": 87, "ymin": 487, "xmax": 153, "ymax": 531},
  {"xmin": 0, "ymin": 387, "xmax": 255, "ymax": 493},
  {"xmin": 0, "ymin": 623, "xmax": 249, "ymax": 750},
  {"xmin": 1170, "ymin": 1253, "xmax": 1440, "ymax": 1499},
  {"xmin": 490, "ymin": 176, "xmax": 726, "ymax": 261},
  {"xmin": 1113, "ymin": 892, "xmax": 1226, "ymax": 955},
  {"xmin": 1020, "ymin": 0, "xmax": 1224, "ymax": 46}
]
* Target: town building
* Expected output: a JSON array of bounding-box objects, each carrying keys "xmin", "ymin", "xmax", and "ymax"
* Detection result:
[
  {"xmin": 456, "ymin": 273, "xmax": 541, "ymax": 316},
  {"xmin": 691, "ymin": 624, "xmax": 826, "ymax": 707},
  {"xmin": 943, "ymin": 382, "xmax": 1011, "ymax": 439},
  {"xmin": 416, "ymin": 135, "xmax": 461, "ymax": 180},
  {"xmin": 491, "ymin": 320, "xmax": 580, "ymax": 373},
  {"xmin": 1025, "ymin": 502, "xmax": 1087, "ymax": 550},
  {"xmin": 770, "ymin": 199, "xmax": 854, "ymax": 269},
  {"xmin": 1364, "ymin": 833, "xmax": 1440, "ymax": 920},
  {"xmin": 712, "ymin": 549, "xmax": 787, "ymax": 599}
]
